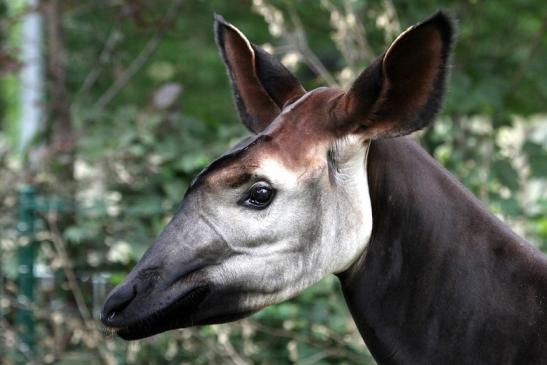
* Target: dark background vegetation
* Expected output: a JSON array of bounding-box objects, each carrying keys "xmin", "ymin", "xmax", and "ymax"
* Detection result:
[{"xmin": 1, "ymin": 0, "xmax": 546, "ymax": 364}]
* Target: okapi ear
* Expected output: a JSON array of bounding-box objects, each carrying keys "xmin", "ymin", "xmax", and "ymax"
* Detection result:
[
  {"xmin": 214, "ymin": 15, "xmax": 306, "ymax": 134},
  {"xmin": 336, "ymin": 11, "xmax": 455, "ymax": 139}
]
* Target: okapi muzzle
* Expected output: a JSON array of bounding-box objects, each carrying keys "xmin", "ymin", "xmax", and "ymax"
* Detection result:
[{"xmin": 102, "ymin": 12, "xmax": 455, "ymax": 340}]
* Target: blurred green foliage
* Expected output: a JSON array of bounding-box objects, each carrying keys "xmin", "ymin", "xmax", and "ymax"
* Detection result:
[{"xmin": 1, "ymin": 0, "xmax": 546, "ymax": 364}]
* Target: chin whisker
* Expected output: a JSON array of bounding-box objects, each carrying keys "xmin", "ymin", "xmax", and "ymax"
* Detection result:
[{"xmin": 102, "ymin": 325, "xmax": 122, "ymax": 339}]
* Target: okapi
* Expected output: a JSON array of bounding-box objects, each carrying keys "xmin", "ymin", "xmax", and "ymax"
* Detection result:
[{"xmin": 102, "ymin": 11, "xmax": 547, "ymax": 364}]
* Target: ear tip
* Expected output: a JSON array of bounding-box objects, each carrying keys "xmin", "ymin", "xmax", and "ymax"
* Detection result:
[
  {"xmin": 213, "ymin": 13, "xmax": 226, "ymax": 25},
  {"xmin": 213, "ymin": 13, "xmax": 227, "ymax": 33},
  {"xmin": 214, "ymin": 14, "xmax": 232, "ymax": 49},
  {"xmin": 427, "ymin": 10, "xmax": 457, "ymax": 43},
  {"xmin": 213, "ymin": 14, "xmax": 233, "ymax": 36}
]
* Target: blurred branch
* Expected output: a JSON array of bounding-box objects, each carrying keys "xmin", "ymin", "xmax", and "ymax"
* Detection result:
[
  {"xmin": 94, "ymin": 0, "xmax": 185, "ymax": 110},
  {"xmin": 2, "ymin": 294, "xmax": 49, "ymax": 317},
  {"xmin": 75, "ymin": 28, "xmax": 124, "ymax": 100},
  {"xmin": 211, "ymin": 326, "xmax": 251, "ymax": 365},
  {"xmin": 46, "ymin": 212, "xmax": 92, "ymax": 323},
  {"xmin": 45, "ymin": 0, "xmax": 77, "ymax": 203},
  {"xmin": 45, "ymin": 212, "xmax": 116, "ymax": 365},
  {"xmin": 252, "ymin": 0, "xmax": 338, "ymax": 87},
  {"xmin": 249, "ymin": 321, "xmax": 364, "ymax": 363},
  {"xmin": 379, "ymin": 0, "xmax": 401, "ymax": 41},
  {"xmin": 321, "ymin": 0, "xmax": 374, "ymax": 75},
  {"xmin": 297, "ymin": 350, "xmax": 330, "ymax": 365},
  {"xmin": 46, "ymin": 0, "xmax": 72, "ymax": 149},
  {"xmin": 286, "ymin": 5, "xmax": 338, "ymax": 87},
  {"xmin": 198, "ymin": 330, "xmax": 249, "ymax": 365},
  {"xmin": 94, "ymin": 34, "xmax": 160, "ymax": 110}
]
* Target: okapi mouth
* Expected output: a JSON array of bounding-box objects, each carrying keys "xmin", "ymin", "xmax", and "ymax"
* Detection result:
[{"xmin": 111, "ymin": 284, "xmax": 210, "ymax": 341}]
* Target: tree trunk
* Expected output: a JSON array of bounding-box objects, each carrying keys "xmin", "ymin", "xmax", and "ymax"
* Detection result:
[{"xmin": 45, "ymin": 0, "xmax": 75, "ymax": 198}]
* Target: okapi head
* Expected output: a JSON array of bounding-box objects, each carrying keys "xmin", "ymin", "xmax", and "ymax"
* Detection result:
[{"xmin": 102, "ymin": 12, "xmax": 454, "ymax": 340}]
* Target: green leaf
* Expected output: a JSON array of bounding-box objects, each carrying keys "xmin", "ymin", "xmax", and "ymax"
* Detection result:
[
  {"xmin": 524, "ymin": 141, "xmax": 547, "ymax": 178},
  {"xmin": 163, "ymin": 180, "xmax": 187, "ymax": 201},
  {"xmin": 492, "ymin": 158, "xmax": 520, "ymax": 191}
]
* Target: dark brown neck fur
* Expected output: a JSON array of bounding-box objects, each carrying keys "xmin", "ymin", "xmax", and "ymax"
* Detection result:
[{"xmin": 339, "ymin": 137, "xmax": 547, "ymax": 365}]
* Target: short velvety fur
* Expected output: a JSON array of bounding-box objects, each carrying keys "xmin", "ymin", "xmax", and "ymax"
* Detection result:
[{"xmin": 340, "ymin": 138, "xmax": 547, "ymax": 364}]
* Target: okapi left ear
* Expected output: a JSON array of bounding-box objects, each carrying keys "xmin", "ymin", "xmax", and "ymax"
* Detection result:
[
  {"xmin": 214, "ymin": 15, "xmax": 306, "ymax": 134},
  {"xmin": 336, "ymin": 11, "xmax": 455, "ymax": 139}
]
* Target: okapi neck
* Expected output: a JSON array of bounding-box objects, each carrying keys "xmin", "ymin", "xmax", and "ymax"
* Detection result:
[{"xmin": 338, "ymin": 137, "xmax": 547, "ymax": 364}]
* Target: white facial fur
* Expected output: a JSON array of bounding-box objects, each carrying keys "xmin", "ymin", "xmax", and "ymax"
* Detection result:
[{"xmin": 191, "ymin": 137, "xmax": 373, "ymax": 315}]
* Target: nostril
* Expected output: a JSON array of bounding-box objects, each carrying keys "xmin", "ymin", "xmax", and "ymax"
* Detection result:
[{"xmin": 101, "ymin": 284, "xmax": 137, "ymax": 324}]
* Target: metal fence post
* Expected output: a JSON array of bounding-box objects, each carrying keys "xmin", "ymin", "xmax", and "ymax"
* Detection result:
[{"xmin": 16, "ymin": 185, "xmax": 36, "ymax": 363}]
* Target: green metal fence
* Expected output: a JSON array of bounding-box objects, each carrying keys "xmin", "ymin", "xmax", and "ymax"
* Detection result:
[
  {"xmin": 15, "ymin": 185, "xmax": 37, "ymax": 363},
  {"xmin": 6, "ymin": 185, "xmax": 109, "ymax": 364}
]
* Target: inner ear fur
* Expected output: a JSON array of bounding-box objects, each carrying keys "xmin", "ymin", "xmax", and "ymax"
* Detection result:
[
  {"xmin": 337, "ymin": 11, "xmax": 455, "ymax": 139},
  {"xmin": 214, "ymin": 15, "xmax": 305, "ymax": 134}
]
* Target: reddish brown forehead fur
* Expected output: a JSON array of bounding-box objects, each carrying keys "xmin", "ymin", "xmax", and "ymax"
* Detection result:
[{"xmin": 204, "ymin": 88, "xmax": 345, "ymax": 189}]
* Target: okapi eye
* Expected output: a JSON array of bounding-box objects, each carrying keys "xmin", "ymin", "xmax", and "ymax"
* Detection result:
[{"xmin": 239, "ymin": 182, "xmax": 275, "ymax": 210}]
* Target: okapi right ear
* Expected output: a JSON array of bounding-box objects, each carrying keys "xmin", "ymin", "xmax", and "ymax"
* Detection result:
[
  {"xmin": 335, "ymin": 11, "xmax": 455, "ymax": 139},
  {"xmin": 214, "ymin": 15, "xmax": 306, "ymax": 134}
]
